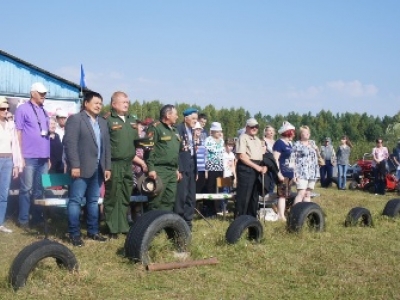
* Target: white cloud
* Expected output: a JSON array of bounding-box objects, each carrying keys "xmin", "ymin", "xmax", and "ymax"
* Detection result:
[
  {"xmin": 326, "ymin": 80, "xmax": 378, "ymax": 97},
  {"xmin": 287, "ymin": 80, "xmax": 378, "ymax": 100}
]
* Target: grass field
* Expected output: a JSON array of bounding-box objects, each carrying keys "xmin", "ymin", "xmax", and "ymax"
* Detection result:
[{"xmin": 0, "ymin": 187, "xmax": 400, "ymax": 300}]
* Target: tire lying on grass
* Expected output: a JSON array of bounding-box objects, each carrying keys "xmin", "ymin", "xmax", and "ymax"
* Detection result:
[
  {"xmin": 124, "ymin": 209, "xmax": 168, "ymax": 258},
  {"xmin": 287, "ymin": 202, "xmax": 325, "ymax": 233},
  {"xmin": 9, "ymin": 239, "xmax": 78, "ymax": 290},
  {"xmin": 382, "ymin": 199, "xmax": 400, "ymax": 218},
  {"xmin": 225, "ymin": 215, "xmax": 263, "ymax": 244},
  {"xmin": 124, "ymin": 210, "xmax": 191, "ymax": 265},
  {"xmin": 344, "ymin": 207, "xmax": 373, "ymax": 227}
]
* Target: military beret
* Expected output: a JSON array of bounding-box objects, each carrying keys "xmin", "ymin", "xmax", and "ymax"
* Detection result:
[{"xmin": 183, "ymin": 108, "xmax": 198, "ymax": 117}]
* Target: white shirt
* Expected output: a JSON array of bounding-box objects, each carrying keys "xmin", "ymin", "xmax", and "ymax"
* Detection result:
[
  {"xmin": 223, "ymin": 151, "xmax": 235, "ymax": 178},
  {"xmin": 55, "ymin": 125, "xmax": 65, "ymax": 142}
]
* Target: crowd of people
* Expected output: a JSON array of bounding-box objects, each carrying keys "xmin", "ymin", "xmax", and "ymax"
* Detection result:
[{"xmin": 1, "ymin": 82, "xmax": 398, "ymax": 245}]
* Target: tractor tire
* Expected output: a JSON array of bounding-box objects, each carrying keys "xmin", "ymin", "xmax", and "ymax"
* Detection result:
[
  {"xmin": 287, "ymin": 202, "xmax": 325, "ymax": 233},
  {"xmin": 348, "ymin": 181, "xmax": 358, "ymax": 190},
  {"xmin": 9, "ymin": 239, "xmax": 78, "ymax": 290},
  {"xmin": 225, "ymin": 215, "xmax": 263, "ymax": 244},
  {"xmin": 382, "ymin": 199, "xmax": 400, "ymax": 218},
  {"xmin": 344, "ymin": 207, "xmax": 373, "ymax": 227},
  {"xmin": 124, "ymin": 210, "xmax": 191, "ymax": 265}
]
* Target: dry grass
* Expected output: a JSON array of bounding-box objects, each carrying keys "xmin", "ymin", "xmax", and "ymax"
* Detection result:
[{"xmin": 1, "ymin": 188, "xmax": 400, "ymax": 299}]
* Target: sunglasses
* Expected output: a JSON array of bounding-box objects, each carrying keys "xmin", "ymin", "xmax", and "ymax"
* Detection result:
[
  {"xmin": 249, "ymin": 125, "xmax": 259, "ymax": 129},
  {"xmin": 0, "ymin": 107, "xmax": 9, "ymax": 111}
]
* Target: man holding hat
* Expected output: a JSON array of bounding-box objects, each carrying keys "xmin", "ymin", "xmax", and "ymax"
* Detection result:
[
  {"xmin": 174, "ymin": 107, "xmax": 198, "ymax": 229},
  {"xmin": 235, "ymin": 118, "xmax": 267, "ymax": 218},
  {"xmin": 146, "ymin": 104, "xmax": 180, "ymax": 211},
  {"xmin": 14, "ymin": 82, "xmax": 50, "ymax": 230}
]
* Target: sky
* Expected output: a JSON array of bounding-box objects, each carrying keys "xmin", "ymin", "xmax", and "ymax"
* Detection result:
[{"xmin": 1, "ymin": 1, "xmax": 400, "ymax": 118}]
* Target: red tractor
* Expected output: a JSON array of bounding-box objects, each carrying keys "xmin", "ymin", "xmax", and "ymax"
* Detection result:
[{"xmin": 349, "ymin": 153, "xmax": 399, "ymax": 193}]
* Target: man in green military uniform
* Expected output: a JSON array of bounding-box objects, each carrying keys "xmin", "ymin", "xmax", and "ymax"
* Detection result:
[
  {"xmin": 104, "ymin": 91, "xmax": 147, "ymax": 239},
  {"xmin": 146, "ymin": 104, "xmax": 180, "ymax": 211}
]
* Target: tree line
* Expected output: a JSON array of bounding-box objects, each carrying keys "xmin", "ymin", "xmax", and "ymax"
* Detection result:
[{"xmin": 102, "ymin": 100, "xmax": 400, "ymax": 164}]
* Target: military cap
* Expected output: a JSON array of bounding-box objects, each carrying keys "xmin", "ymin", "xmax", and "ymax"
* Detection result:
[
  {"xmin": 183, "ymin": 108, "xmax": 198, "ymax": 117},
  {"xmin": 141, "ymin": 176, "xmax": 164, "ymax": 197}
]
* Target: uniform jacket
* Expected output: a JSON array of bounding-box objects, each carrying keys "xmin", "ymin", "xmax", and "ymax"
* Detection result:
[
  {"xmin": 176, "ymin": 122, "xmax": 197, "ymax": 173},
  {"xmin": 105, "ymin": 110, "xmax": 138, "ymax": 161},
  {"xmin": 146, "ymin": 121, "xmax": 180, "ymax": 172},
  {"xmin": 63, "ymin": 111, "xmax": 111, "ymax": 179}
]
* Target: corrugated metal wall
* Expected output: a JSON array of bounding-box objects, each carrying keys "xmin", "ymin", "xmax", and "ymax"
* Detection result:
[{"xmin": 0, "ymin": 54, "xmax": 80, "ymax": 100}]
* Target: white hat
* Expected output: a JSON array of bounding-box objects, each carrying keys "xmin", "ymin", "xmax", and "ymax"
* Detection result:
[
  {"xmin": 31, "ymin": 82, "xmax": 48, "ymax": 93},
  {"xmin": 193, "ymin": 121, "xmax": 202, "ymax": 130},
  {"xmin": 246, "ymin": 118, "xmax": 258, "ymax": 127},
  {"xmin": 55, "ymin": 109, "xmax": 68, "ymax": 118},
  {"xmin": 278, "ymin": 121, "xmax": 295, "ymax": 134},
  {"xmin": 0, "ymin": 96, "xmax": 9, "ymax": 108},
  {"xmin": 210, "ymin": 122, "xmax": 223, "ymax": 131}
]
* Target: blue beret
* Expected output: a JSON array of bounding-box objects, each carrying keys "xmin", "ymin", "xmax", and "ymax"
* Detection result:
[{"xmin": 183, "ymin": 108, "xmax": 198, "ymax": 117}]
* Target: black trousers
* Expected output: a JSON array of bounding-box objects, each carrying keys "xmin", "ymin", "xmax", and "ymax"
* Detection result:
[
  {"xmin": 235, "ymin": 161, "xmax": 261, "ymax": 218},
  {"xmin": 203, "ymin": 170, "xmax": 223, "ymax": 216},
  {"xmin": 174, "ymin": 159, "xmax": 197, "ymax": 228},
  {"xmin": 196, "ymin": 171, "xmax": 207, "ymax": 193}
]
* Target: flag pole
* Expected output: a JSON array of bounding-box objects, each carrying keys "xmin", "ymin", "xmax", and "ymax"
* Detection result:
[{"xmin": 79, "ymin": 64, "xmax": 85, "ymax": 105}]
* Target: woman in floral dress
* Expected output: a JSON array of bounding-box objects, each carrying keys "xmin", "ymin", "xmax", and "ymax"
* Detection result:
[
  {"xmin": 204, "ymin": 122, "xmax": 225, "ymax": 216},
  {"xmin": 291, "ymin": 126, "xmax": 320, "ymax": 204}
]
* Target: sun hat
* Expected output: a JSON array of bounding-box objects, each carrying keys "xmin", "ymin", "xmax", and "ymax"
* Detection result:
[
  {"xmin": 246, "ymin": 118, "xmax": 258, "ymax": 127},
  {"xmin": 193, "ymin": 121, "xmax": 202, "ymax": 130},
  {"xmin": 277, "ymin": 121, "xmax": 295, "ymax": 134},
  {"xmin": 210, "ymin": 122, "xmax": 223, "ymax": 131},
  {"xmin": 30, "ymin": 82, "xmax": 48, "ymax": 93}
]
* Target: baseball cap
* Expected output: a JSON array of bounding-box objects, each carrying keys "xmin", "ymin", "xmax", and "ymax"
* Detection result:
[
  {"xmin": 31, "ymin": 82, "xmax": 48, "ymax": 93},
  {"xmin": 56, "ymin": 109, "xmax": 68, "ymax": 118},
  {"xmin": 246, "ymin": 118, "xmax": 258, "ymax": 127},
  {"xmin": 0, "ymin": 96, "xmax": 9, "ymax": 108}
]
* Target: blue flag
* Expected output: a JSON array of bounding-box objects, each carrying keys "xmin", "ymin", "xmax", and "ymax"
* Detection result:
[{"xmin": 80, "ymin": 64, "xmax": 86, "ymax": 89}]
